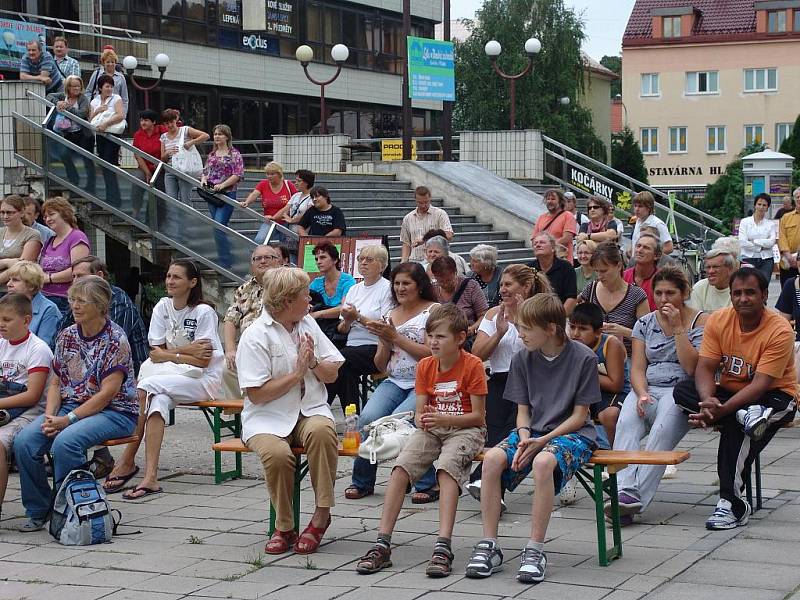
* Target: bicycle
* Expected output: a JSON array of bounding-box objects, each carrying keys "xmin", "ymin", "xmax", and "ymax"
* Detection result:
[{"xmin": 672, "ymin": 229, "xmax": 712, "ymax": 285}]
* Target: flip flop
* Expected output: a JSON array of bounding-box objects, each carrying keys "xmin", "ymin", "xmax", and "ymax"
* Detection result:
[
  {"xmin": 122, "ymin": 485, "xmax": 163, "ymax": 501},
  {"xmin": 103, "ymin": 466, "xmax": 140, "ymax": 494}
]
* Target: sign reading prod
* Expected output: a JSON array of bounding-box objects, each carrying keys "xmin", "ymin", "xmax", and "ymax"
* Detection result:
[{"xmin": 381, "ymin": 139, "xmax": 417, "ymax": 161}]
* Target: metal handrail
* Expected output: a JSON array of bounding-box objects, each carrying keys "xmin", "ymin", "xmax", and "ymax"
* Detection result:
[
  {"xmin": 541, "ymin": 134, "xmax": 723, "ymax": 227},
  {"xmin": 0, "ymin": 9, "xmax": 143, "ymax": 37},
  {"xmin": 12, "ymin": 112, "xmax": 249, "ymax": 283},
  {"xmin": 26, "ymin": 90, "xmax": 298, "ymax": 244}
]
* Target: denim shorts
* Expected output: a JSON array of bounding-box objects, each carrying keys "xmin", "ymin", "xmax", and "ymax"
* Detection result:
[{"xmin": 497, "ymin": 429, "xmax": 596, "ymax": 493}]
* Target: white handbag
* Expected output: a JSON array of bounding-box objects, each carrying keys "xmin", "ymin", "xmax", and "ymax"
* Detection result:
[
  {"xmin": 171, "ymin": 126, "xmax": 203, "ymax": 177},
  {"xmin": 357, "ymin": 411, "xmax": 416, "ymax": 465}
]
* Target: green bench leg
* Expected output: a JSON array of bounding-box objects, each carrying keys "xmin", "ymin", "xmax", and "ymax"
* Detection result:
[
  {"xmin": 576, "ymin": 464, "xmax": 623, "ymax": 566},
  {"xmin": 201, "ymin": 407, "xmax": 243, "ymax": 484},
  {"xmin": 269, "ymin": 455, "xmax": 308, "ymax": 536}
]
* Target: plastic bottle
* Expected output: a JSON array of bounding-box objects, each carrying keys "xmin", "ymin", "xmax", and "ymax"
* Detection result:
[{"xmin": 342, "ymin": 404, "xmax": 361, "ymax": 451}]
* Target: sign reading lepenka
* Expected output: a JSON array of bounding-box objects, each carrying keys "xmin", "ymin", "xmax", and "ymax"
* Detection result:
[
  {"xmin": 0, "ymin": 19, "xmax": 45, "ymax": 70},
  {"xmin": 406, "ymin": 36, "xmax": 455, "ymax": 101}
]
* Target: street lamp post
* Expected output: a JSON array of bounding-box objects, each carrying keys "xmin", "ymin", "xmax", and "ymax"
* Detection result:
[
  {"xmin": 295, "ymin": 44, "xmax": 350, "ymax": 135},
  {"xmin": 122, "ymin": 53, "xmax": 170, "ymax": 110},
  {"xmin": 484, "ymin": 38, "xmax": 541, "ymax": 130}
]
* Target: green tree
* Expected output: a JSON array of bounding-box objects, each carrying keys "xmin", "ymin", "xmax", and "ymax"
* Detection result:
[
  {"xmin": 454, "ymin": 0, "xmax": 607, "ymax": 162},
  {"xmin": 611, "ymin": 126, "xmax": 648, "ymax": 184},
  {"xmin": 600, "ymin": 55, "xmax": 621, "ymax": 97},
  {"xmin": 778, "ymin": 115, "xmax": 800, "ymax": 187},
  {"xmin": 700, "ymin": 142, "xmax": 766, "ymax": 233}
]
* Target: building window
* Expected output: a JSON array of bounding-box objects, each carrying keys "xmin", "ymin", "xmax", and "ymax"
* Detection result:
[
  {"xmin": 663, "ymin": 16, "xmax": 681, "ymax": 38},
  {"xmin": 686, "ymin": 71, "xmax": 718, "ymax": 94},
  {"xmin": 795, "ymin": 9, "xmax": 800, "ymax": 31},
  {"xmin": 768, "ymin": 10, "xmax": 787, "ymax": 32},
  {"xmin": 744, "ymin": 68, "xmax": 778, "ymax": 92},
  {"xmin": 707, "ymin": 126, "xmax": 726, "ymax": 153},
  {"xmin": 776, "ymin": 123, "xmax": 793, "ymax": 149},
  {"xmin": 745, "ymin": 125, "xmax": 764, "ymax": 146},
  {"xmin": 641, "ymin": 128, "xmax": 658, "ymax": 154},
  {"xmin": 640, "ymin": 73, "xmax": 660, "ymax": 97},
  {"xmin": 669, "ymin": 127, "xmax": 687, "ymax": 153}
]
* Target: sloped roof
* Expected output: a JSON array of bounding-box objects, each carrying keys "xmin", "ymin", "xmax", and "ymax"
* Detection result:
[{"xmin": 624, "ymin": 0, "xmax": 756, "ymax": 40}]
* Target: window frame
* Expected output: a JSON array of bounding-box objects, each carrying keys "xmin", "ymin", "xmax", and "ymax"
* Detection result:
[
  {"xmin": 768, "ymin": 10, "xmax": 787, "ymax": 33},
  {"xmin": 776, "ymin": 122, "xmax": 793, "ymax": 149},
  {"xmin": 685, "ymin": 70, "xmax": 719, "ymax": 95},
  {"xmin": 640, "ymin": 73, "xmax": 660, "ymax": 97},
  {"xmin": 668, "ymin": 126, "xmax": 688, "ymax": 154},
  {"xmin": 706, "ymin": 126, "xmax": 726, "ymax": 154},
  {"xmin": 744, "ymin": 124, "xmax": 765, "ymax": 147},
  {"xmin": 663, "ymin": 15, "xmax": 681, "ymax": 38},
  {"xmin": 640, "ymin": 127, "xmax": 659, "ymax": 154},
  {"xmin": 744, "ymin": 68, "xmax": 778, "ymax": 92}
]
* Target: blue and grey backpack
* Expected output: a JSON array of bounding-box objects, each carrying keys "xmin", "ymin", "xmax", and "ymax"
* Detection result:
[{"xmin": 49, "ymin": 469, "xmax": 117, "ymax": 545}]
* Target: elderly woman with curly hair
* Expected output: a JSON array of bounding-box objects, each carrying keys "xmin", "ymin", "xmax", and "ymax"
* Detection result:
[
  {"xmin": 237, "ymin": 267, "xmax": 344, "ymax": 556},
  {"xmin": 468, "ymin": 244, "xmax": 503, "ymax": 308}
]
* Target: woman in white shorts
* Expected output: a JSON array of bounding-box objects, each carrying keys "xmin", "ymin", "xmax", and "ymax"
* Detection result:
[{"xmin": 104, "ymin": 259, "xmax": 223, "ymax": 498}]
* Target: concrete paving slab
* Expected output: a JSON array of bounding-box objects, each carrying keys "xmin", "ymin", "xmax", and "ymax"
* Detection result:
[{"xmin": 647, "ymin": 582, "xmax": 786, "ymax": 600}]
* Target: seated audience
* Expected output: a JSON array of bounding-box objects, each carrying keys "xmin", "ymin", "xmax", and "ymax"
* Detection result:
[
  {"xmin": 400, "ymin": 186, "xmax": 453, "ymax": 263},
  {"xmin": 532, "ymin": 188, "xmax": 577, "ymax": 263},
  {"xmin": 623, "ymin": 232, "xmax": 661, "ymax": 310},
  {"xmin": 346, "ymin": 263, "xmax": 438, "ymax": 502},
  {"xmin": 356, "ymin": 304, "xmax": 487, "ymax": 577},
  {"xmin": 5, "ymin": 261, "xmax": 60, "ymax": 348},
  {"xmin": 610, "ymin": 267, "xmax": 706, "ymax": 525},
  {"xmin": 674, "ymin": 268, "xmax": 796, "ymax": 530},
  {"xmin": 298, "ymin": 186, "xmax": 346, "ymax": 237},
  {"xmin": 465, "ymin": 293, "xmax": 599, "ymax": 584},
  {"xmin": 238, "ymin": 267, "xmax": 343, "ymax": 555},
  {"xmin": 467, "ymin": 264, "xmax": 552, "ymax": 506},
  {"xmin": 629, "ymin": 191, "xmax": 673, "ymax": 258},
  {"xmin": 328, "ymin": 245, "xmax": 394, "ymax": 410},
  {"xmin": 776, "ymin": 271, "xmax": 800, "ymax": 341},
  {"xmin": 14, "ymin": 276, "xmax": 137, "ymax": 531},
  {"xmin": 22, "ymin": 197, "xmax": 54, "ymax": 247},
  {"xmin": 579, "ymin": 242, "xmax": 649, "ymax": 357},
  {"xmin": 105, "ymin": 259, "xmax": 224, "ymax": 498},
  {"xmin": 529, "ymin": 232, "xmax": 577, "ymax": 314},
  {"xmin": 421, "ymin": 231, "xmax": 468, "ymax": 276},
  {"xmin": 309, "ymin": 243, "xmax": 356, "ymax": 345},
  {"xmin": 575, "ymin": 239, "xmax": 597, "ymax": 293},
  {"xmin": 431, "ymin": 256, "xmax": 488, "ymax": 340},
  {"xmin": 468, "ymin": 244, "xmax": 503, "ymax": 308},
  {"xmin": 688, "ymin": 238, "xmax": 740, "ymax": 313},
  {"xmin": 577, "ymin": 196, "xmax": 619, "ymax": 244},
  {"xmin": 0, "ymin": 294, "xmax": 53, "ymax": 521},
  {"xmin": 0, "ymin": 195, "xmax": 43, "ymax": 290},
  {"xmin": 39, "ymin": 197, "xmax": 90, "ymax": 316},
  {"xmin": 568, "ymin": 302, "xmax": 629, "ymax": 447}
]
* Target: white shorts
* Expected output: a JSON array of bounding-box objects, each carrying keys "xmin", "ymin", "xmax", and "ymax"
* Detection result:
[
  {"xmin": 138, "ymin": 375, "xmax": 210, "ymax": 419},
  {"xmin": 0, "ymin": 404, "xmax": 43, "ymax": 453}
]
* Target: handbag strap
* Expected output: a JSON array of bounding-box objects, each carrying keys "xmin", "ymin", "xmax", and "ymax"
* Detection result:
[
  {"xmin": 450, "ymin": 278, "xmax": 471, "ymax": 306},
  {"xmin": 540, "ymin": 210, "xmax": 565, "ymax": 232}
]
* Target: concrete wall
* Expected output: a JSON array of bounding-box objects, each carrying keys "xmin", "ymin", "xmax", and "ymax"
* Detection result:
[
  {"xmin": 0, "ymin": 81, "xmax": 47, "ymax": 196},
  {"xmin": 459, "ymin": 130, "xmax": 544, "ymax": 180},
  {"xmin": 273, "ymin": 134, "xmax": 350, "ymax": 172},
  {"xmin": 580, "ymin": 72, "xmax": 613, "ymax": 157}
]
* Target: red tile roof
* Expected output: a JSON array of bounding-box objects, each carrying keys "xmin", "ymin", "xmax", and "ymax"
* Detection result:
[{"xmin": 624, "ymin": 0, "xmax": 756, "ymax": 40}]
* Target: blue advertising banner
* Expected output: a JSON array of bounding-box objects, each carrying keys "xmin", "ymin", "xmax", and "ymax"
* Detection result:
[
  {"xmin": 406, "ymin": 36, "xmax": 455, "ymax": 101},
  {"xmin": 0, "ymin": 18, "xmax": 46, "ymax": 70}
]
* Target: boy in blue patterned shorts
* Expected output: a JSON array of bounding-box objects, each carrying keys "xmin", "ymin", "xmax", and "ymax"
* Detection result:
[{"xmin": 465, "ymin": 293, "xmax": 600, "ymax": 584}]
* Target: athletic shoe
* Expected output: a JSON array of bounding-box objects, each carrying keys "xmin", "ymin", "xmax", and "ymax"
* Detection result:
[
  {"xmin": 465, "ymin": 539, "xmax": 504, "ymax": 578},
  {"xmin": 14, "ymin": 518, "xmax": 46, "ymax": 533},
  {"xmin": 517, "ymin": 546, "xmax": 547, "ymax": 584},
  {"xmin": 559, "ymin": 478, "xmax": 578, "ymax": 505},
  {"xmin": 465, "ymin": 479, "xmax": 481, "ymax": 501},
  {"xmin": 662, "ymin": 464, "xmax": 678, "ymax": 479},
  {"xmin": 604, "ymin": 491, "xmax": 642, "ymax": 518},
  {"xmin": 705, "ymin": 499, "xmax": 751, "ymax": 530},
  {"xmin": 736, "ymin": 406, "xmax": 773, "ymax": 441}
]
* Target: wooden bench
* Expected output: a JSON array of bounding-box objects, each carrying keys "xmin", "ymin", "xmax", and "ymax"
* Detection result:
[
  {"xmin": 181, "ymin": 400, "xmax": 244, "ymax": 484},
  {"xmin": 211, "ymin": 438, "xmax": 689, "ymax": 566}
]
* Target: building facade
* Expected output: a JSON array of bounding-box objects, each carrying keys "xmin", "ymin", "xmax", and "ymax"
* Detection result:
[
  {"xmin": 1, "ymin": 0, "xmax": 442, "ymax": 140},
  {"xmin": 622, "ymin": 0, "xmax": 800, "ymax": 196}
]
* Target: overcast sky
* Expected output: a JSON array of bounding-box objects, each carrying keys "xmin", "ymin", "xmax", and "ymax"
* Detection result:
[{"xmin": 451, "ymin": 0, "xmax": 636, "ymax": 59}]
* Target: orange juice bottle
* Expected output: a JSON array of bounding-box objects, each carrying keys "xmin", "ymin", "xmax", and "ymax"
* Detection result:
[{"xmin": 342, "ymin": 404, "xmax": 361, "ymax": 451}]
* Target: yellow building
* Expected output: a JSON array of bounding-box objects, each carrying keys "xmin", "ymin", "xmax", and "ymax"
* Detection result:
[{"xmin": 622, "ymin": 0, "xmax": 800, "ymax": 196}]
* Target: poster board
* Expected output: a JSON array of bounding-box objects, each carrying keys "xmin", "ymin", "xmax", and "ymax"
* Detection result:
[
  {"xmin": 406, "ymin": 36, "xmax": 455, "ymax": 101},
  {"xmin": 298, "ymin": 236, "xmax": 387, "ymax": 280},
  {"xmin": 0, "ymin": 19, "xmax": 46, "ymax": 70}
]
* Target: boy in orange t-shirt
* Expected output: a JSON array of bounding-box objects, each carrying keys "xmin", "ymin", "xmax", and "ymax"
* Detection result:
[
  {"xmin": 674, "ymin": 268, "xmax": 797, "ymax": 531},
  {"xmin": 357, "ymin": 304, "xmax": 487, "ymax": 578}
]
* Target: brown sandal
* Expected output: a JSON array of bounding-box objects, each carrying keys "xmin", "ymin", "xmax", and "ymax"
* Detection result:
[
  {"xmin": 345, "ymin": 486, "xmax": 374, "ymax": 500},
  {"xmin": 264, "ymin": 529, "xmax": 298, "ymax": 555},
  {"xmin": 425, "ymin": 547, "xmax": 454, "ymax": 578},
  {"xmin": 293, "ymin": 515, "xmax": 331, "ymax": 554},
  {"xmin": 356, "ymin": 544, "xmax": 392, "ymax": 574}
]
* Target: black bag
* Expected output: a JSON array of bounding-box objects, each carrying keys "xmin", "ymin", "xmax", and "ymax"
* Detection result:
[{"xmin": 196, "ymin": 185, "xmax": 225, "ymax": 208}]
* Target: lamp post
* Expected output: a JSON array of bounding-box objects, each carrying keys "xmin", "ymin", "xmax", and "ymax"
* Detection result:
[
  {"xmin": 295, "ymin": 44, "xmax": 349, "ymax": 135},
  {"xmin": 484, "ymin": 38, "xmax": 541, "ymax": 130},
  {"xmin": 122, "ymin": 53, "xmax": 170, "ymax": 110}
]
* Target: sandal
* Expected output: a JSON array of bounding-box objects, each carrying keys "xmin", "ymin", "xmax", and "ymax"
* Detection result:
[
  {"xmin": 293, "ymin": 515, "xmax": 331, "ymax": 554},
  {"xmin": 265, "ymin": 529, "xmax": 298, "ymax": 555},
  {"xmin": 122, "ymin": 485, "xmax": 163, "ymax": 500},
  {"xmin": 356, "ymin": 544, "xmax": 392, "ymax": 574},
  {"xmin": 425, "ymin": 547, "xmax": 454, "ymax": 578},
  {"xmin": 411, "ymin": 488, "xmax": 440, "ymax": 504},
  {"xmin": 345, "ymin": 486, "xmax": 374, "ymax": 500},
  {"xmin": 103, "ymin": 466, "xmax": 140, "ymax": 494}
]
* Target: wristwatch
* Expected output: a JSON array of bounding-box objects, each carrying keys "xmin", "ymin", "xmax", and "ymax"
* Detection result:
[{"xmin": 67, "ymin": 411, "xmax": 80, "ymax": 425}]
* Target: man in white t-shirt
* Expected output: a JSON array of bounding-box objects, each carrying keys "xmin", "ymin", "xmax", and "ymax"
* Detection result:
[{"xmin": 688, "ymin": 245, "xmax": 738, "ymax": 313}]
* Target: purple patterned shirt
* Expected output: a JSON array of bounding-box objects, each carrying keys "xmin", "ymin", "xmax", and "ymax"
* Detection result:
[
  {"xmin": 53, "ymin": 320, "xmax": 138, "ymax": 415},
  {"xmin": 203, "ymin": 147, "xmax": 244, "ymax": 192}
]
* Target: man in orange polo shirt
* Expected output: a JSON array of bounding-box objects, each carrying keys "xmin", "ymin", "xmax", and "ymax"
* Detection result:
[
  {"xmin": 674, "ymin": 268, "xmax": 797, "ymax": 530},
  {"xmin": 531, "ymin": 189, "xmax": 577, "ymax": 264}
]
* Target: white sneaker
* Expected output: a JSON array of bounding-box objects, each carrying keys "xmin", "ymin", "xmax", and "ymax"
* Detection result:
[
  {"xmin": 736, "ymin": 405, "xmax": 773, "ymax": 441},
  {"xmin": 559, "ymin": 478, "xmax": 578, "ymax": 505},
  {"xmin": 662, "ymin": 464, "xmax": 678, "ymax": 479},
  {"xmin": 465, "ymin": 539, "xmax": 504, "ymax": 578},
  {"xmin": 705, "ymin": 498, "xmax": 751, "ymax": 530},
  {"xmin": 466, "ymin": 480, "xmax": 481, "ymax": 501}
]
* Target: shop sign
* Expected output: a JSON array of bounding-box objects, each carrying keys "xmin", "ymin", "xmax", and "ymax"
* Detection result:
[
  {"xmin": 219, "ymin": 0, "xmax": 241, "ymax": 26},
  {"xmin": 241, "ymin": 32, "xmax": 278, "ymax": 55},
  {"xmin": 266, "ymin": 0, "xmax": 294, "ymax": 36},
  {"xmin": 648, "ymin": 165, "xmax": 723, "ymax": 177},
  {"xmin": 0, "ymin": 18, "xmax": 46, "ymax": 70},
  {"xmin": 381, "ymin": 139, "xmax": 417, "ymax": 161},
  {"xmin": 569, "ymin": 165, "xmax": 618, "ymax": 200},
  {"xmin": 406, "ymin": 36, "xmax": 455, "ymax": 101}
]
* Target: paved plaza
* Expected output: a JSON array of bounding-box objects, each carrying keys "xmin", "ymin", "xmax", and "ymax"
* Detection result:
[{"xmin": 0, "ymin": 406, "xmax": 800, "ymax": 600}]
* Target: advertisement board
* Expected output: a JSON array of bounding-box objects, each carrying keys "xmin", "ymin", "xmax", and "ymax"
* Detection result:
[
  {"xmin": 406, "ymin": 36, "xmax": 455, "ymax": 101},
  {"xmin": 0, "ymin": 19, "xmax": 46, "ymax": 71}
]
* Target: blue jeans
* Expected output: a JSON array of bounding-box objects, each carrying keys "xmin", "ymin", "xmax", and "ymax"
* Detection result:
[
  {"xmin": 14, "ymin": 403, "xmax": 137, "ymax": 520},
  {"xmin": 254, "ymin": 221, "xmax": 291, "ymax": 245},
  {"xmin": 351, "ymin": 379, "xmax": 436, "ymax": 492},
  {"xmin": 208, "ymin": 192, "xmax": 235, "ymax": 268}
]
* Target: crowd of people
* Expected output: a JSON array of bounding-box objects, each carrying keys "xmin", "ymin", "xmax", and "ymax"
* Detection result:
[{"xmin": 3, "ymin": 127, "xmax": 800, "ymax": 586}]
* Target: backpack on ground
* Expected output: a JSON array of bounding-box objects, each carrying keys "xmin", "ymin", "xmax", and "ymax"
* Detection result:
[{"xmin": 50, "ymin": 468, "xmax": 117, "ymax": 545}]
